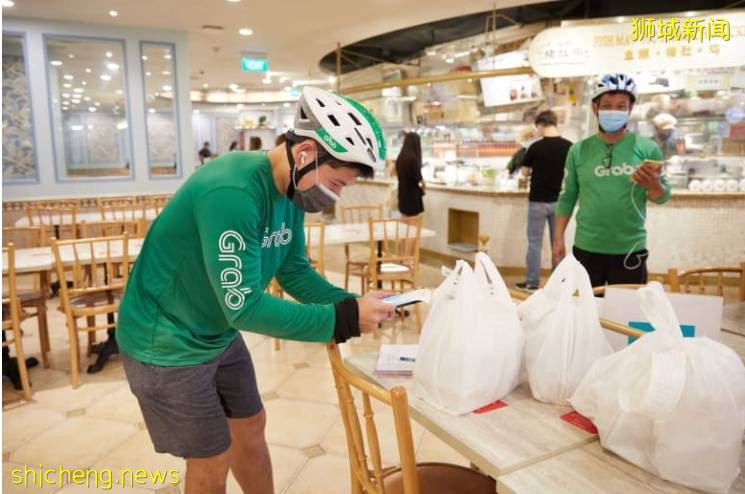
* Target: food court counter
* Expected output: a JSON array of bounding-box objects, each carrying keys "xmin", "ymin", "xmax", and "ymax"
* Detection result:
[{"xmin": 339, "ymin": 179, "xmax": 745, "ymax": 274}]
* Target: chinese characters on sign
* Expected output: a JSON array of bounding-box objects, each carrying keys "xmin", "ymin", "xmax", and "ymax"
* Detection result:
[{"xmin": 632, "ymin": 17, "xmax": 730, "ymax": 42}]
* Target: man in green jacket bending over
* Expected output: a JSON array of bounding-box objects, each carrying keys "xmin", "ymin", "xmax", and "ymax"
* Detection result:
[{"xmin": 116, "ymin": 87, "xmax": 395, "ymax": 494}]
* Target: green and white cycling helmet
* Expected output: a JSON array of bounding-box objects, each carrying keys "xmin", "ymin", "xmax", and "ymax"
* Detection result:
[
  {"xmin": 291, "ymin": 86, "xmax": 386, "ymax": 175},
  {"xmin": 592, "ymin": 73, "xmax": 638, "ymax": 103}
]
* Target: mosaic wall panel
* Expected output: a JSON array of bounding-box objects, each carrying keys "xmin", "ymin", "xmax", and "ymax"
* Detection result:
[{"xmin": 2, "ymin": 48, "xmax": 37, "ymax": 180}]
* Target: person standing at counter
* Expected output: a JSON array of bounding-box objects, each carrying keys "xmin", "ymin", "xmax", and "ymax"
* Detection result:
[
  {"xmin": 396, "ymin": 132, "xmax": 425, "ymax": 216},
  {"xmin": 652, "ymin": 112, "xmax": 679, "ymax": 159},
  {"xmin": 552, "ymin": 73, "xmax": 671, "ymax": 288},
  {"xmin": 516, "ymin": 110, "xmax": 572, "ymax": 292},
  {"xmin": 506, "ymin": 126, "xmax": 538, "ymax": 176}
]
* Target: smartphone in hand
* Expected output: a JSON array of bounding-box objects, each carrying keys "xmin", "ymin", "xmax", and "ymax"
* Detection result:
[{"xmin": 382, "ymin": 289, "xmax": 431, "ymax": 308}]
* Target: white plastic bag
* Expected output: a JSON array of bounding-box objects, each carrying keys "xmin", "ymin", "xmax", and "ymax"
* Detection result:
[
  {"xmin": 570, "ymin": 282, "xmax": 745, "ymax": 493},
  {"xmin": 518, "ymin": 254, "xmax": 612, "ymax": 404},
  {"xmin": 414, "ymin": 253, "xmax": 524, "ymax": 415}
]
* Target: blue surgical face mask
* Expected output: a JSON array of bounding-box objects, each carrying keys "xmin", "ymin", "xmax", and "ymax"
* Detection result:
[{"xmin": 598, "ymin": 110, "xmax": 629, "ymax": 133}]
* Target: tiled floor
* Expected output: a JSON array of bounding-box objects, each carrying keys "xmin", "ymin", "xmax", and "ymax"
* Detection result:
[{"xmin": 3, "ymin": 248, "xmax": 745, "ymax": 493}]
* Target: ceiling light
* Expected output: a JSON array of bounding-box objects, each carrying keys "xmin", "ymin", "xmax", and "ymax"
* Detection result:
[
  {"xmin": 283, "ymin": 102, "xmax": 290, "ymax": 108},
  {"xmin": 193, "ymin": 109, "xmax": 200, "ymax": 114},
  {"xmin": 85, "ymin": 68, "xmax": 92, "ymax": 73},
  {"xmin": 94, "ymin": 102, "xmax": 101, "ymax": 107},
  {"xmin": 116, "ymin": 89, "xmax": 123, "ymax": 94},
  {"xmin": 148, "ymin": 108, "xmax": 156, "ymax": 114},
  {"xmin": 73, "ymin": 88, "xmax": 84, "ymax": 93},
  {"xmin": 162, "ymin": 70, "xmax": 171, "ymax": 76},
  {"xmin": 88, "ymin": 107, "xmax": 97, "ymax": 112},
  {"xmin": 62, "ymin": 93, "xmax": 71, "ymax": 98},
  {"xmin": 202, "ymin": 83, "xmax": 209, "ymax": 88},
  {"xmin": 162, "ymin": 85, "xmax": 172, "ymax": 91},
  {"xmin": 63, "ymin": 83, "xmax": 72, "ymax": 88},
  {"xmin": 100, "ymin": 74, "xmax": 112, "ymax": 81},
  {"xmin": 239, "ymin": 28, "xmax": 253, "ymax": 36},
  {"xmin": 141, "ymin": 55, "xmax": 148, "ymax": 60},
  {"xmin": 226, "ymin": 0, "xmax": 241, "ymax": 3},
  {"xmin": 154, "ymin": 92, "xmax": 160, "ymax": 97},
  {"xmin": 109, "ymin": 10, "xmax": 118, "ymax": 17},
  {"xmin": 164, "ymin": 54, "xmax": 171, "ymax": 60},
  {"xmin": 84, "ymin": 96, "xmax": 91, "ymax": 101},
  {"xmin": 106, "ymin": 62, "xmax": 119, "ymax": 71},
  {"xmin": 50, "ymin": 60, "xmax": 63, "ymax": 66},
  {"xmin": 81, "ymin": 81, "xmax": 87, "ymax": 86},
  {"xmin": 68, "ymin": 54, "xmax": 75, "ymax": 59},
  {"xmin": 70, "ymin": 125, "xmax": 83, "ymax": 131},
  {"xmin": 2, "ymin": 0, "xmax": 15, "ymax": 7},
  {"xmin": 63, "ymin": 74, "xmax": 74, "ymax": 80},
  {"xmin": 146, "ymin": 71, "xmax": 151, "ymax": 76}
]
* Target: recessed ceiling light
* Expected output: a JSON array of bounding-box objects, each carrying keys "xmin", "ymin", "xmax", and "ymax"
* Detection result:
[
  {"xmin": 116, "ymin": 89, "xmax": 123, "ymax": 94},
  {"xmin": 85, "ymin": 68, "xmax": 92, "ymax": 73},
  {"xmin": 109, "ymin": 10, "xmax": 118, "ymax": 17},
  {"xmin": 106, "ymin": 62, "xmax": 119, "ymax": 71},
  {"xmin": 202, "ymin": 83, "xmax": 209, "ymax": 88},
  {"xmin": 146, "ymin": 72, "xmax": 152, "ymax": 76},
  {"xmin": 68, "ymin": 54, "xmax": 74, "ymax": 59},
  {"xmin": 148, "ymin": 108, "xmax": 156, "ymax": 114},
  {"xmin": 73, "ymin": 88, "xmax": 84, "ymax": 93},
  {"xmin": 100, "ymin": 74, "xmax": 112, "ymax": 81},
  {"xmin": 63, "ymin": 83, "xmax": 72, "ymax": 88},
  {"xmin": 105, "ymin": 51, "xmax": 113, "ymax": 58},
  {"xmin": 84, "ymin": 96, "xmax": 91, "ymax": 101},
  {"xmin": 81, "ymin": 81, "xmax": 87, "ymax": 86},
  {"xmin": 2, "ymin": 0, "xmax": 15, "ymax": 7},
  {"xmin": 164, "ymin": 54, "xmax": 171, "ymax": 60},
  {"xmin": 141, "ymin": 55, "xmax": 148, "ymax": 60},
  {"xmin": 239, "ymin": 28, "xmax": 253, "ymax": 36},
  {"xmin": 162, "ymin": 85, "xmax": 172, "ymax": 91},
  {"xmin": 88, "ymin": 107, "xmax": 96, "ymax": 112},
  {"xmin": 50, "ymin": 60, "xmax": 63, "ymax": 66},
  {"xmin": 162, "ymin": 70, "xmax": 171, "ymax": 76},
  {"xmin": 62, "ymin": 93, "xmax": 71, "ymax": 98},
  {"xmin": 193, "ymin": 109, "xmax": 200, "ymax": 114},
  {"xmin": 154, "ymin": 92, "xmax": 160, "ymax": 97},
  {"xmin": 94, "ymin": 102, "xmax": 101, "ymax": 107},
  {"xmin": 63, "ymin": 74, "xmax": 74, "ymax": 80},
  {"xmin": 87, "ymin": 125, "xmax": 93, "ymax": 130},
  {"xmin": 226, "ymin": 0, "xmax": 241, "ymax": 3}
]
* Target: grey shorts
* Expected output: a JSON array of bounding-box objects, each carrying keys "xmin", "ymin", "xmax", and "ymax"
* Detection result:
[{"xmin": 122, "ymin": 335, "xmax": 263, "ymax": 458}]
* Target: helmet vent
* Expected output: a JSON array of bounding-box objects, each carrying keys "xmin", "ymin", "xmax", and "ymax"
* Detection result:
[
  {"xmin": 316, "ymin": 98, "xmax": 326, "ymax": 108},
  {"xmin": 348, "ymin": 112, "xmax": 361, "ymax": 126},
  {"xmin": 299, "ymin": 107, "xmax": 307, "ymax": 120},
  {"xmin": 366, "ymin": 137, "xmax": 374, "ymax": 149},
  {"xmin": 327, "ymin": 114, "xmax": 340, "ymax": 127},
  {"xmin": 345, "ymin": 137, "xmax": 354, "ymax": 146}
]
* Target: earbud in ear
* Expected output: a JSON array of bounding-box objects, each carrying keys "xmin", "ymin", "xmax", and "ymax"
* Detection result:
[{"xmin": 299, "ymin": 152, "xmax": 307, "ymax": 165}]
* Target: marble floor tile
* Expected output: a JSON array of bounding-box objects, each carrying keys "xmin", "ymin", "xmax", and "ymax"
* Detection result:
[{"xmin": 264, "ymin": 399, "xmax": 339, "ymax": 450}]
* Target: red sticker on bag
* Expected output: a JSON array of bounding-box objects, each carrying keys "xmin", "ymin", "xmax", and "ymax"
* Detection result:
[
  {"xmin": 560, "ymin": 411, "xmax": 598, "ymax": 435},
  {"xmin": 473, "ymin": 400, "xmax": 508, "ymax": 414}
]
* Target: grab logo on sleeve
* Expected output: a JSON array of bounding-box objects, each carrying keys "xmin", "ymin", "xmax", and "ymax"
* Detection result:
[
  {"xmin": 261, "ymin": 222, "xmax": 292, "ymax": 249},
  {"xmin": 218, "ymin": 230, "xmax": 252, "ymax": 310},
  {"xmin": 594, "ymin": 162, "xmax": 635, "ymax": 177}
]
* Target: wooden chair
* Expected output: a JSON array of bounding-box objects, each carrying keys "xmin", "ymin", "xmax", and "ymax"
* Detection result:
[
  {"xmin": 27, "ymin": 198, "xmax": 81, "ymax": 209},
  {"xmin": 668, "ymin": 262, "xmax": 745, "ymax": 301},
  {"xmin": 145, "ymin": 194, "xmax": 171, "ymax": 215},
  {"xmin": 26, "ymin": 206, "xmax": 78, "ymax": 242},
  {"xmin": 3, "ymin": 244, "xmax": 33, "ymax": 400},
  {"xmin": 97, "ymin": 197, "xmax": 146, "ymax": 222},
  {"xmin": 362, "ymin": 216, "xmax": 423, "ymax": 331},
  {"xmin": 325, "ymin": 342, "xmax": 495, "ymax": 494},
  {"xmin": 2, "ymin": 226, "xmax": 52, "ymax": 367},
  {"xmin": 51, "ymin": 234, "xmax": 130, "ymax": 387},
  {"xmin": 339, "ymin": 204, "xmax": 384, "ymax": 291},
  {"xmin": 79, "ymin": 219, "xmax": 145, "ymax": 239}
]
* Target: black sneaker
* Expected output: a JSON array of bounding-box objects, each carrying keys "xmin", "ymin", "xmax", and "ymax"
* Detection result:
[{"xmin": 515, "ymin": 282, "xmax": 538, "ymax": 293}]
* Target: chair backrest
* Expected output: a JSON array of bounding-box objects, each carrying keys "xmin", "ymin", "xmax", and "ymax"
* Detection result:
[
  {"xmin": 146, "ymin": 194, "xmax": 171, "ymax": 215},
  {"xmin": 2, "ymin": 226, "xmax": 46, "ymax": 248},
  {"xmin": 27, "ymin": 198, "xmax": 81, "ymax": 209},
  {"xmin": 26, "ymin": 206, "xmax": 77, "ymax": 241},
  {"xmin": 668, "ymin": 262, "xmax": 745, "ymax": 301},
  {"xmin": 51, "ymin": 235, "xmax": 130, "ymax": 330},
  {"xmin": 340, "ymin": 204, "xmax": 384, "ymax": 224},
  {"xmin": 97, "ymin": 196, "xmax": 136, "ymax": 208},
  {"xmin": 326, "ymin": 343, "xmax": 420, "ymax": 494},
  {"xmin": 98, "ymin": 199, "xmax": 146, "ymax": 221},
  {"xmin": 366, "ymin": 217, "xmax": 422, "ymax": 286},
  {"xmin": 79, "ymin": 219, "xmax": 145, "ymax": 239},
  {"xmin": 304, "ymin": 221, "xmax": 325, "ymax": 277},
  {"xmin": 2, "ymin": 244, "xmax": 21, "ymax": 332}
]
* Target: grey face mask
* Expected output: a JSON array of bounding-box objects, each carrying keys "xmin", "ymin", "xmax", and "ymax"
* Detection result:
[{"xmin": 287, "ymin": 146, "xmax": 340, "ymax": 213}]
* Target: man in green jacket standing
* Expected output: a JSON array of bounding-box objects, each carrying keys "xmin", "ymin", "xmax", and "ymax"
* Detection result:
[
  {"xmin": 552, "ymin": 73, "xmax": 671, "ymax": 287},
  {"xmin": 117, "ymin": 87, "xmax": 395, "ymax": 494}
]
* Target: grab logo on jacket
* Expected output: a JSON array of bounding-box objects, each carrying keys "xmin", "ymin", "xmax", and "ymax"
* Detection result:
[
  {"xmin": 594, "ymin": 162, "xmax": 635, "ymax": 177},
  {"xmin": 218, "ymin": 230, "xmax": 252, "ymax": 310},
  {"xmin": 261, "ymin": 222, "xmax": 293, "ymax": 248}
]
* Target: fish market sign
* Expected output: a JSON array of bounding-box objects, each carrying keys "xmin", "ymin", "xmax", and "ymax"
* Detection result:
[{"xmin": 528, "ymin": 12, "xmax": 745, "ymax": 78}]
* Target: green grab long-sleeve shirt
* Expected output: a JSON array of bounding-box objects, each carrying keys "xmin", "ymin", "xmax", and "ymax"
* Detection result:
[
  {"xmin": 116, "ymin": 151, "xmax": 353, "ymax": 366},
  {"xmin": 555, "ymin": 133, "xmax": 671, "ymax": 255}
]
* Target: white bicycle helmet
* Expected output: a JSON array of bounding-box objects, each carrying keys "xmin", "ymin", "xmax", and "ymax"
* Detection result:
[
  {"xmin": 291, "ymin": 86, "xmax": 386, "ymax": 174},
  {"xmin": 592, "ymin": 73, "xmax": 638, "ymax": 103}
]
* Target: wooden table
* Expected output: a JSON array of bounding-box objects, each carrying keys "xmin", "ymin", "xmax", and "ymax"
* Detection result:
[
  {"xmin": 497, "ymin": 441, "xmax": 743, "ymax": 494},
  {"xmin": 344, "ymin": 352, "xmax": 597, "ymax": 480},
  {"xmin": 14, "ymin": 209, "xmax": 158, "ymax": 227},
  {"xmin": 317, "ymin": 222, "xmax": 436, "ymax": 246},
  {"xmin": 722, "ymin": 301, "xmax": 745, "ymax": 337}
]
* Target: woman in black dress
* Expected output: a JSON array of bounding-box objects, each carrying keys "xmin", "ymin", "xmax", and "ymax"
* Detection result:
[{"xmin": 396, "ymin": 132, "xmax": 425, "ymax": 255}]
